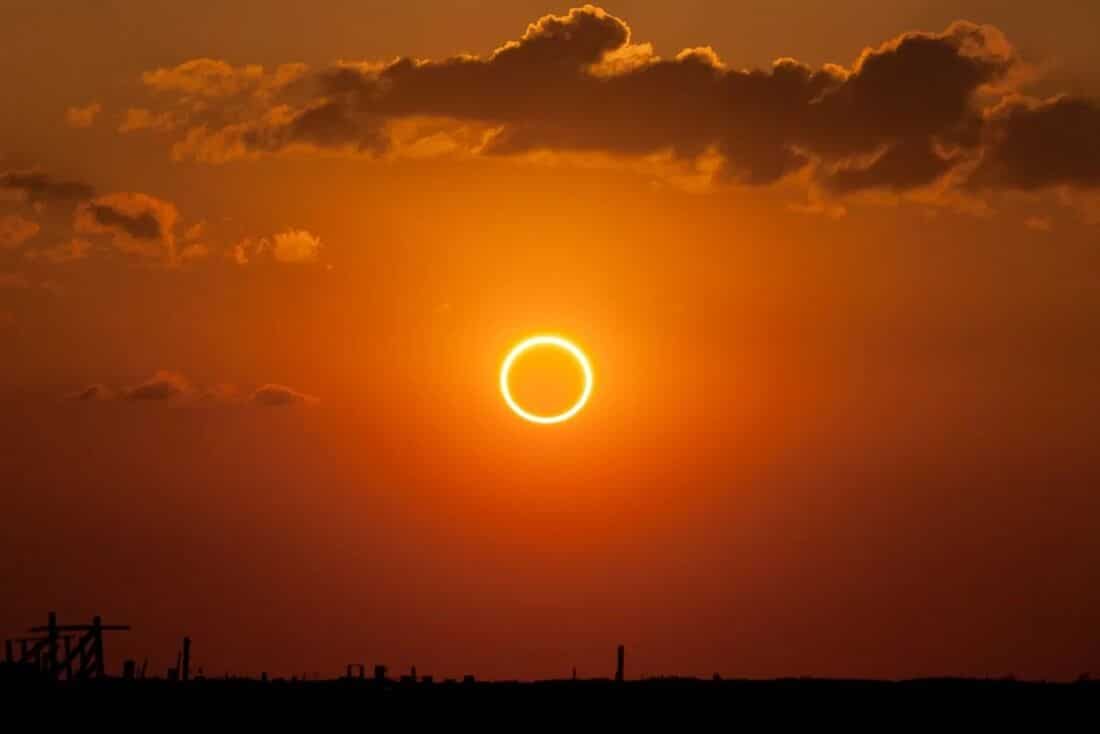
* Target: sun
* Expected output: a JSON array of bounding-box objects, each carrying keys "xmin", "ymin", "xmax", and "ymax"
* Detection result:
[{"xmin": 500, "ymin": 335, "xmax": 593, "ymax": 424}]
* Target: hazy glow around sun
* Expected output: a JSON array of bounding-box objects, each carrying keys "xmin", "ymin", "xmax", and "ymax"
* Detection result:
[{"xmin": 500, "ymin": 335, "xmax": 593, "ymax": 424}]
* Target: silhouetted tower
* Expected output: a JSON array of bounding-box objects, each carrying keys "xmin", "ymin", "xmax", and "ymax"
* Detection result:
[
  {"xmin": 181, "ymin": 637, "xmax": 191, "ymax": 682},
  {"xmin": 616, "ymin": 645, "xmax": 625, "ymax": 682}
]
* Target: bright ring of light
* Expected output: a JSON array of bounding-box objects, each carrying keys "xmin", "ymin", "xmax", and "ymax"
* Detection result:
[{"xmin": 500, "ymin": 335, "xmax": 593, "ymax": 424}]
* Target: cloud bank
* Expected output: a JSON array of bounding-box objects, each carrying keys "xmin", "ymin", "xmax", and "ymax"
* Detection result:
[
  {"xmin": 125, "ymin": 5, "xmax": 1100, "ymax": 203},
  {"xmin": 67, "ymin": 371, "xmax": 318, "ymax": 407}
]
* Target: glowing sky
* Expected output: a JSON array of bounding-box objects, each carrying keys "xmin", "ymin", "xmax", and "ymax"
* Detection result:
[{"xmin": 2, "ymin": 2, "xmax": 1099, "ymax": 681}]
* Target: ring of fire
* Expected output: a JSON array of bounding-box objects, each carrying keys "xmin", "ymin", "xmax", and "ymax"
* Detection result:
[{"xmin": 500, "ymin": 335, "xmax": 593, "ymax": 424}]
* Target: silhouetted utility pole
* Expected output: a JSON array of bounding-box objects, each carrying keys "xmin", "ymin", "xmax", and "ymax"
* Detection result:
[
  {"xmin": 616, "ymin": 645, "xmax": 625, "ymax": 682},
  {"xmin": 181, "ymin": 637, "xmax": 191, "ymax": 682}
]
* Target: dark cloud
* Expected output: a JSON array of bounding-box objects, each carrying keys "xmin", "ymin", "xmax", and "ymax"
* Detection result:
[
  {"xmin": 74, "ymin": 193, "xmax": 179, "ymax": 261},
  {"xmin": 124, "ymin": 370, "xmax": 192, "ymax": 400},
  {"xmin": 88, "ymin": 203, "xmax": 162, "ymax": 240},
  {"xmin": 252, "ymin": 384, "xmax": 319, "ymax": 407},
  {"xmin": 150, "ymin": 6, "xmax": 1062, "ymax": 198},
  {"xmin": 825, "ymin": 139, "xmax": 960, "ymax": 195},
  {"xmin": 970, "ymin": 95, "xmax": 1100, "ymax": 190},
  {"xmin": 0, "ymin": 170, "xmax": 94, "ymax": 203}
]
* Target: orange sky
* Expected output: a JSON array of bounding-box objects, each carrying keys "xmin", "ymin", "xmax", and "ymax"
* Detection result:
[{"xmin": 2, "ymin": 1, "xmax": 1099, "ymax": 681}]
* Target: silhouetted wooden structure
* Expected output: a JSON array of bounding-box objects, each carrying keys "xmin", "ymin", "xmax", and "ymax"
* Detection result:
[{"xmin": 3, "ymin": 612, "xmax": 131, "ymax": 679}]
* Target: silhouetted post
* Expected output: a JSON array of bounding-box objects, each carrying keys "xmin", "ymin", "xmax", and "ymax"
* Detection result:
[
  {"xmin": 616, "ymin": 645, "xmax": 625, "ymax": 682},
  {"xmin": 411, "ymin": 665, "xmax": 417, "ymax": 681},
  {"xmin": 123, "ymin": 660, "xmax": 136, "ymax": 679},
  {"xmin": 91, "ymin": 616, "xmax": 105, "ymax": 678},
  {"xmin": 63, "ymin": 635, "xmax": 73, "ymax": 679},
  {"xmin": 5, "ymin": 639, "xmax": 13, "ymax": 663},
  {"xmin": 374, "ymin": 664, "xmax": 387, "ymax": 683},
  {"xmin": 182, "ymin": 637, "xmax": 191, "ymax": 682},
  {"xmin": 47, "ymin": 612, "xmax": 58, "ymax": 678}
]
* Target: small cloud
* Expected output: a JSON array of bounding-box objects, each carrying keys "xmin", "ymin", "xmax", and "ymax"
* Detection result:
[
  {"xmin": 68, "ymin": 384, "xmax": 114, "ymax": 401},
  {"xmin": 252, "ymin": 384, "xmax": 319, "ymax": 407},
  {"xmin": 230, "ymin": 230, "xmax": 322, "ymax": 265},
  {"xmin": 66, "ymin": 102, "xmax": 102, "ymax": 128},
  {"xmin": 179, "ymin": 242, "xmax": 209, "ymax": 262},
  {"xmin": 272, "ymin": 229, "xmax": 321, "ymax": 264},
  {"xmin": 118, "ymin": 107, "xmax": 178, "ymax": 133},
  {"xmin": 1025, "ymin": 216, "xmax": 1052, "ymax": 232},
  {"xmin": 0, "ymin": 214, "xmax": 40, "ymax": 248},
  {"xmin": 74, "ymin": 192, "xmax": 180, "ymax": 262},
  {"xmin": 124, "ymin": 370, "xmax": 193, "ymax": 400},
  {"xmin": 183, "ymin": 221, "xmax": 205, "ymax": 241},
  {"xmin": 228, "ymin": 236, "xmax": 269, "ymax": 265}
]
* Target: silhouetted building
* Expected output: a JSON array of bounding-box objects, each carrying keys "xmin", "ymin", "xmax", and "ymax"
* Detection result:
[{"xmin": 616, "ymin": 645, "xmax": 625, "ymax": 682}]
